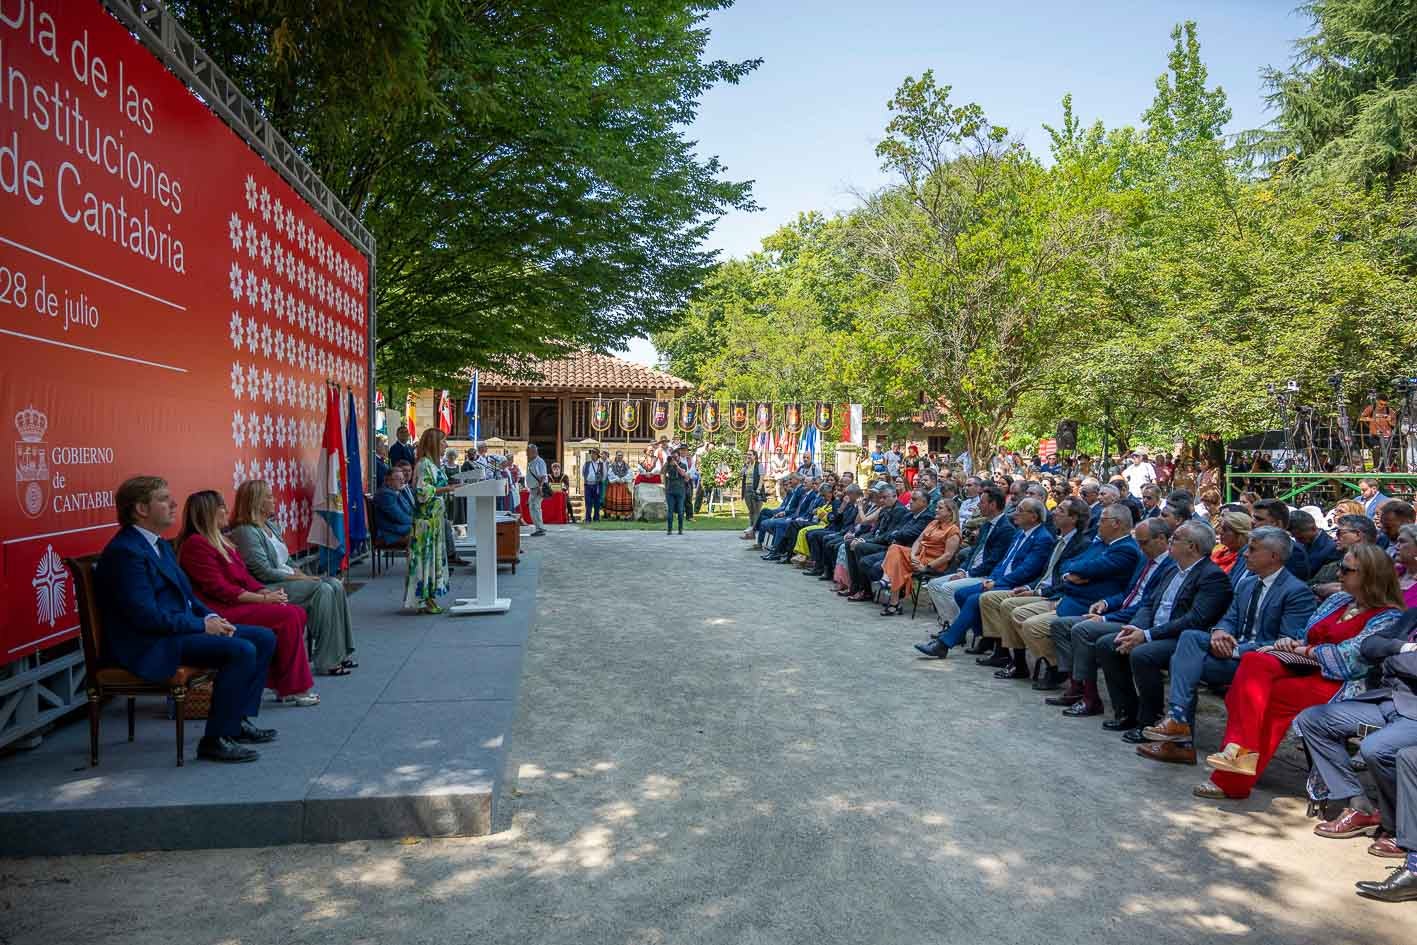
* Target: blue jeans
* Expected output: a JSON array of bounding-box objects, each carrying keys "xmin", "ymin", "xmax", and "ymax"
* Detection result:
[
  {"xmin": 941, "ymin": 582, "xmax": 990, "ymax": 647},
  {"xmin": 1166, "ymin": 629, "xmax": 1241, "ymax": 725},
  {"xmin": 173, "ymin": 625, "xmax": 276, "ymax": 739},
  {"xmin": 666, "ymin": 491, "xmax": 686, "ymax": 532}
]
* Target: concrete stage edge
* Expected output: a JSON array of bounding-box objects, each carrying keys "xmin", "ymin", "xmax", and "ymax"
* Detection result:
[{"xmin": 0, "ymin": 553, "xmax": 540, "ymax": 856}]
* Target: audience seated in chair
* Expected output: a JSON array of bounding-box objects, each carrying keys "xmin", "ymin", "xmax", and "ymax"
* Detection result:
[
  {"xmin": 96, "ymin": 476, "xmax": 277, "ymax": 764},
  {"xmin": 1137, "ymin": 526, "xmax": 1318, "ymax": 766}
]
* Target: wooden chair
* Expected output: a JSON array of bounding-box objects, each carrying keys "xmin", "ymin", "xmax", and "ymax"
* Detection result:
[
  {"xmin": 366, "ymin": 494, "xmax": 409, "ymax": 576},
  {"xmin": 66, "ymin": 554, "xmax": 212, "ymax": 767}
]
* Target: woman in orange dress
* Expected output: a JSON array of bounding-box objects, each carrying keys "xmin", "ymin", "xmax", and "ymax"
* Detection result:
[{"xmin": 880, "ymin": 501, "xmax": 960, "ymax": 616}]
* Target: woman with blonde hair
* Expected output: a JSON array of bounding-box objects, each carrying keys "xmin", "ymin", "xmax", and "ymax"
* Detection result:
[
  {"xmin": 404, "ymin": 427, "xmax": 455, "ymax": 613},
  {"xmin": 1211, "ymin": 510, "xmax": 1251, "ymax": 574},
  {"xmin": 1200, "ymin": 544, "xmax": 1404, "ymax": 799},
  {"xmin": 879, "ymin": 500, "xmax": 960, "ymax": 616},
  {"xmin": 230, "ymin": 479, "xmax": 357, "ymax": 676},
  {"xmin": 177, "ymin": 490, "xmax": 318, "ymax": 705}
]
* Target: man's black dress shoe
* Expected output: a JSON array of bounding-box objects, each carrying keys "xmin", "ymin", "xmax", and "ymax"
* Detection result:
[
  {"xmin": 1102, "ymin": 717, "xmax": 1138, "ymax": 732},
  {"xmin": 914, "ymin": 640, "xmax": 949, "ymax": 659},
  {"xmin": 978, "ymin": 649, "xmax": 1012, "ymax": 668},
  {"xmin": 761, "ymin": 552, "xmax": 780, "ymax": 561},
  {"xmin": 197, "ymin": 736, "xmax": 259, "ymax": 763},
  {"xmin": 1032, "ymin": 668, "xmax": 1066, "ymax": 691},
  {"xmin": 1356, "ymin": 867, "xmax": 1417, "ymax": 902},
  {"xmin": 1121, "ymin": 727, "xmax": 1150, "ymax": 744},
  {"xmin": 964, "ymin": 637, "xmax": 996, "ymax": 656},
  {"xmin": 1044, "ymin": 691, "xmax": 1082, "ymax": 707},
  {"xmin": 994, "ymin": 664, "xmax": 1030, "ymax": 680},
  {"xmin": 803, "ymin": 569, "xmax": 823, "ymax": 577},
  {"xmin": 234, "ymin": 719, "xmax": 277, "ymax": 743},
  {"xmin": 1062, "ymin": 701, "xmax": 1103, "ymax": 717}
]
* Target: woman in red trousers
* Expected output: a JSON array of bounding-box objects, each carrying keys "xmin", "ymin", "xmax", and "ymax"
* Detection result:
[
  {"xmin": 177, "ymin": 490, "xmax": 319, "ymax": 707},
  {"xmin": 1198, "ymin": 544, "xmax": 1403, "ymax": 799}
]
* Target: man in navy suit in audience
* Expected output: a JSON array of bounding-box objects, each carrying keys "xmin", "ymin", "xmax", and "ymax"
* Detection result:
[
  {"xmin": 1138, "ymin": 525, "xmax": 1317, "ymax": 765},
  {"xmin": 1290, "ymin": 509, "xmax": 1339, "ymax": 574},
  {"xmin": 924, "ymin": 486, "xmax": 1016, "ymax": 626},
  {"xmin": 1044, "ymin": 517, "xmax": 1176, "ymax": 713},
  {"xmin": 1096, "ymin": 520, "xmax": 1235, "ymax": 739},
  {"xmin": 917, "ymin": 497, "xmax": 1054, "ymax": 658},
  {"xmin": 97, "ymin": 476, "xmax": 277, "ymax": 763}
]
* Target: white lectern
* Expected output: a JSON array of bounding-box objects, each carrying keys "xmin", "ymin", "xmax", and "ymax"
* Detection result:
[{"xmin": 449, "ymin": 476, "xmax": 511, "ymax": 615}]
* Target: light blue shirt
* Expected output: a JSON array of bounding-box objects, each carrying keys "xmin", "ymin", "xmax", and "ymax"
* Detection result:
[
  {"xmin": 133, "ymin": 525, "xmax": 162, "ymax": 557},
  {"xmin": 1145, "ymin": 559, "xmax": 1197, "ymax": 641}
]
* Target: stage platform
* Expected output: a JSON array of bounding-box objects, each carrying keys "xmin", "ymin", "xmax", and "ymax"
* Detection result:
[{"xmin": 0, "ymin": 551, "xmax": 540, "ymax": 857}]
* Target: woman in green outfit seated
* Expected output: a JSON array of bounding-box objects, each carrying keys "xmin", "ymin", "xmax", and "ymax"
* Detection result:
[{"xmin": 230, "ymin": 479, "xmax": 358, "ymax": 676}]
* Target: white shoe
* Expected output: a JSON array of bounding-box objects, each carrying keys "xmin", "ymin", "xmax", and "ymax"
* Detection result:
[{"xmin": 277, "ymin": 691, "xmax": 320, "ymax": 707}]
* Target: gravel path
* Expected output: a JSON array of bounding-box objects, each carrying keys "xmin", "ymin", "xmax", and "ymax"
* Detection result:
[{"xmin": 0, "ymin": 526, "xmax": 1405, "ymax": 945}]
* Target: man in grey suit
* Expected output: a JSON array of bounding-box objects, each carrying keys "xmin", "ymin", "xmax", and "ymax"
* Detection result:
[
  {"xmin": 1355, "ymin": 745, "xmax": 1417, "ymax": 901},
  {"xmin": 1137, "ymin": 526, "xmax": 1317, "ymax": 764}
]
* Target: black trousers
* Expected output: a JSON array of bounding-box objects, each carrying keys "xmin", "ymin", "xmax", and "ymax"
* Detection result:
[
  {"xmin": 846, "ymin": 540, "xmax": 887, "ymax": 592},
  {"xmin": 807, "ymin": 527, "xmax": 840, "ymax": 565}
]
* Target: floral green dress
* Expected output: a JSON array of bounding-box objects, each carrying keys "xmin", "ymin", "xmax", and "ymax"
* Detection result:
[{"xmin": 403, "ymin": 457, "xmax": 450, "ymax": 609}]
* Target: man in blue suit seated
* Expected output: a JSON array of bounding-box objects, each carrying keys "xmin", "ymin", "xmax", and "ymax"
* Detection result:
[
  {"xmin": 762, "ymin": 481, "xmax": 828, "ymax": 561},
  {"xmin": 1290, "ymin": 509, "xmax": 1339, "ymax": 574},
  {"xmin": 1096, "ymin": 520, "xmax": 1235, "ymax": 738},
  {"xmin": 373, "ymin": 467, "xmax": 415, "ymax": 545},
  {"xmin": 1138, "ymin": 525, "xmax": 1317, "ymax": 765},
  {"xmin": 916, "ymin": 498, "xmax": 1053, "ymax": 659},
  {"xmin": 1043, "ymin": 516, "xmax": 1175, "ymax": 711},
  {"xmin": 753, "ymin": 474, "xmax": 804, "ymax": 547},
  {"xmin": 97, "ymin": 476, "xmax": 277, "ymax": 764},
  {"xmin": 924, "ymin": 485, "xmax": 1015, "ymax": 627}
]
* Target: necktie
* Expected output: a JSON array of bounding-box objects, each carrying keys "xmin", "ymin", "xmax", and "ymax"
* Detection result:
[
  {"xmin": 1122, "ymin": 558, "xmax": 1155, "ymax": 609},
  {"xmin": 999, "ymin": 530, "xmax": 1027, "ymax": 573},
  {"xmin": 1240, "ymin": 579, "xmax": 1263, "ymax": 641}
]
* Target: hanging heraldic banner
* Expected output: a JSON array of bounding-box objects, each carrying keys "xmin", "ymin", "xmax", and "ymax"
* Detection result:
[
  {"xmin": 677, "ymin": 399, "xmax": 699, "ymax": 432},
  {"xmin": 0, "ymin": 0, "xmax": 371, "ymax": 662},
  {"xmin": 619, "ymin": 399, "xmax": 641, "ymax": 433},
  {"xmin": 728, "ymin": 402, "xmax": 749, "ymax": 433},
  {"xmin": 590, "ymin": 398, "xmax": 612, "ymax": 433},
  {"xmin": 702, "ymin": 401, "xmax": 721, "ymax": 433},
  {"xmin": 754, "ymin": 401, "xmax": 774, "ymax": 433},
  {"xmin": 650, "ymin": 399, "xmax": 670, "ymax": 431}
]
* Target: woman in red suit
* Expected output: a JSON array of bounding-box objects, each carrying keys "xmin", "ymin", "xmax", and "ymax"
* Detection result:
[
  {"xmin": 177, "ymin": 490, "xmax": 319, "ymax": 707},
  {"xmin": 1199, "ymin": 544, "xmax": 1403, "ymax": 799}
]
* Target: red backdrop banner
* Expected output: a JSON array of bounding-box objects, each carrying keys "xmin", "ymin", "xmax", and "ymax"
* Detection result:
[{"xmin": 0, "ymin": 1, "xmax": 370, "ymax": 661}]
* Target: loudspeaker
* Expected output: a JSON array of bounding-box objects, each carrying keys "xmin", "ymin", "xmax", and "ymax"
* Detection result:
[{"xmin": 1055, "ymin": 420, "xmax": 1078, "ymax": 452}]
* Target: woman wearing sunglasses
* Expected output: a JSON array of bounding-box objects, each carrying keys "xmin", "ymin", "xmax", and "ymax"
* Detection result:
[{"xmin": 1198, "ymin": 544, "xmax": 1403, "ymax": 799}]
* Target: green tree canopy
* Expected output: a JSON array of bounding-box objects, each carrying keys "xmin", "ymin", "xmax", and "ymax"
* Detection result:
[{"xmin": 170, "ymin": 0, "xmax": 761, "ymax": 388}]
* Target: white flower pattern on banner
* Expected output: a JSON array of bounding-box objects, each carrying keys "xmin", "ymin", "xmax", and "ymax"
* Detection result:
[
  {"xmin": 259, "ymin": 232, "xmax": 271, "ymax": 268},
  {"xmin": 245, "ymin": 221, "xmax": 258, "ymax": 259},
  {"xmin": 260, "ymin": 368, "xmax": 273, "ymax": 402},
  {"xmin": 228, "ymin": 212, "xmax": 242, "ymax": 251},
  {"xmin": 245, "ymin": 363, "xmax": 259, "ymax": 396},
  {"xmin": 229, "ymin": 262, "xmax": 242, "ymax": 300},
  {"xmin": 261, "ymin": 414, "xmax": 274, "ymax": 448},
  {"xmin": 233, "ymin": 460, "xmax": 246, "ymax": 493},
  {"xmin": 231, "ymin": 411, "xmax": 246, "ymax": 448},
  {"xmin": 229, "ymin": 311, "xmax": 243, "ymax": 349},
  {"xmin": 260, "ymin": 323, "xmax": 272, "ymax": 358},
  {"xmin": 229, "ymin": 362, "xmax": 244, "ymax": 399},
  {"xmin": 244, "ymin": 270, "xmax": 258, "ymax": 305},
  {"xmin": 259, "ymin": 186, "xmax": 271, "ymax": 222},
  {"xmin": 244, "ymin": 175, "xmax": 257, "ymax": 210}
]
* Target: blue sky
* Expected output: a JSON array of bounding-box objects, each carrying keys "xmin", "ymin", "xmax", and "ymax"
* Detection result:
[{"xmin": 621, "ymin": 0, "xmax": 1306, "ymax": 365}]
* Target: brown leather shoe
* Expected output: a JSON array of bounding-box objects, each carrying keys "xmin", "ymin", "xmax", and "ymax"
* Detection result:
[
  {"xmin": 1136, "ymin": 741, "xmax": 1196, "ymax": 765},
  {"xmin": 1142, "ymin": 717, "xmax": 1193, "ymax": 743},
  {"xmin": 1369, "ymin": 835, "xmax": 1405, "ymax": 858},
  {"xmin": 1314, "ymin": 808, "xmax": 1381, "ymax": 839}
]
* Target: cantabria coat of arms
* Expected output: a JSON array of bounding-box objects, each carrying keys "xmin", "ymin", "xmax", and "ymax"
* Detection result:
[{"xmin": 15, "ymin": 405, "xmax": 49, "ymax": 520}]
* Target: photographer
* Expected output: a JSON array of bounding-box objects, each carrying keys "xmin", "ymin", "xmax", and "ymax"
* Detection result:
[{"xmin": 664, "ymin": 445, "xmax": 691, "ymax": 535}]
